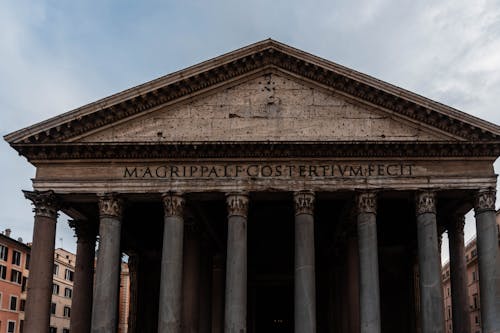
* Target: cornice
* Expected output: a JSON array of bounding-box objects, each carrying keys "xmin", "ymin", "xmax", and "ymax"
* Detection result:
[
  {"xmin": 11, "ymin": 141, "xmax": 500, "ymax": 161},
  {"xmin": 4, "ymin": 40, "xmax": 500, "ymax": 148}
]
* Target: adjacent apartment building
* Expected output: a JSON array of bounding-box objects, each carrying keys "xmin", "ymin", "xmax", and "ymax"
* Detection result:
[
  {"xmin": 0, "ymin": 229, "xmax": 29, "ymax": 333},
  {"xmin": 0, "ymin": 228, "xmax": 131, "ymax": 333},
  {"xmin": 442, "ymin": 210, "xmax": 500, "ymax": 333}
]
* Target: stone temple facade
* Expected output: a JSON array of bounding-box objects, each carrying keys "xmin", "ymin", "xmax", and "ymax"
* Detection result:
[{"xmin": 4, "ymin": 40, "xmax": 500, "ymax": 333}]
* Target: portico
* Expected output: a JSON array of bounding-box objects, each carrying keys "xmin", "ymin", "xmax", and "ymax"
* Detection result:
[{"xmin": 5, "ymin": 40, "xmax": 500, "ymax": 333}]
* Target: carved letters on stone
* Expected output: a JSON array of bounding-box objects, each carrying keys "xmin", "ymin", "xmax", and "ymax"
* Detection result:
[
  {"xmin": 162, "ymin": 192, "xmax": 185, "ymax": 217},
  {"xmin": 226, "ymin": 193, "xmax": 249, "ymax": 218},
  {"xmin": 356, "ymin": 192, "xmax": 377, "ymax": 214},
  {"xmin": 294, "ymin": 190, "xmax": 315, "ymax": 216},
  {"xmin": 474, "ymin": 188, "xmax": 496, "ymax": 214},
  {"xmin": 98, "ymin": 193, "xmax": 123, "ymax": 219},
  {"xmin": 23, "ymin": 190, "xmax": 59, "ymax": 219},
  {"xmin": 415, "ymin": 191, "xmax": 436, "ymax": 216}
]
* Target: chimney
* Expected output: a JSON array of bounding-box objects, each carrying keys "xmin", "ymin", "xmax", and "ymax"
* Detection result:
[{"xmin": 5, "ymin": 229, "xmax": 11, "ymax": 238}]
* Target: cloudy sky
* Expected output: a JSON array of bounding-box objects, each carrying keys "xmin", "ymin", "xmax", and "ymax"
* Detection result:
[{"xmin": 0, "ymin": 0, "xmax": 499, "ymax": 257}]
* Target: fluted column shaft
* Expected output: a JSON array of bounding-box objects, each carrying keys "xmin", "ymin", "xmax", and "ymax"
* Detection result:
[
  {"xmin": 474, "ymin": 189, "xmax": 500, "ymax": 332},
  {"xmin": 356, "ymin": 192, "xmax": 381, "ymax": 333},
  {"xmin": 158, "ymin": 193, "xmax": 185, "ymax": 333},
  {"xmin": 415, "ymin": 191, "xmax": 444, "ymax": 333},
  {"xmin": 23, "ymin": 190, "xmax": 58, "ymax": 333},
  {"xmin": 294, "ymin": 190, "xmax": 317, "ymax": 333},
  {"xmin": 91, "ymin": 194, "xmax": 123, "ymax": 333},
  {"xmin": 224, "ymin": 193, "xmax": 249, "ymax": 333},
  {"xmin": 70, "ymin": 220, "xmax": 97, "ymax": 333},
  {"xmin": 448, "ymin": 215, "xmax": 470, "ymax": 333}
]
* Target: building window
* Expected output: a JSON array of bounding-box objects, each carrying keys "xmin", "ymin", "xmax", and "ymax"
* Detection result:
[
  {"xmin": 51, "ymin": 302, "xmax": 56, "ymax": 315},
  {"xmin": 21, "ymin": 276, "xmax": 27, "ymax": 292},
  {"xmin": 25, "ymin": 254, "xmax": 30, "ymax": 269},
  {"xmin": 475, "ymin": 315, "xmax": 480, "ymax": 325},
  {"xmin": 10, "ymin": 295, "xmax": 17, "ymax": 311},
  {"xmin": 64, "ymin": 287, "xmax": 72, "ymax": 298},
  {"xmin": 471, "ymin": 249, "xmax": 477, "ymax": 258},
  {"xmin": 11, "ymin": 269, "xmax": 22, "ymax": 284},
  {"xmin": 19, "ymin": 320, "xmax": 23, "ymax": 333},
  {"xmin": 53, "ymin": 264, "xmax": 59, "ymax": 276},
  {"xmin": 20, "ymin": 299, "xmax": 26, "ymax": 311},
  {"xmin": 52, "ymin": 283, "xmax": 60, "ymax": 295},
  {"xmin": 63, "ymin": 306, "xmax": 71, "ymax": 318},
  {"xmin": 473, "ymin": 293, "xmax": 478, "ymax": 309},
  {"xmin": 0, "ymin": 264, "xmax": 7, "ymax": 279},
  {"xmin": 64, "ymin": 269, "xmax": 74, "ymax": 281},
  {"xmin": 447, "ymin": 306, "xmax": 451, "ymax": 319},
  {"xmin": 11, "ymin": 250, "xmax": 21, "ymax": 266},
  {"xmin": 63, "ymin": 329, "xmax": 69, "ymax": 333},
  {"xmin": 7, "ymin": 321, "xmax": 15, "ymax": 333},
  {"xmin": 0, "ymin": 245, "xmax": 8, "ymax": 261},
  {"xmin": 49, "ymin": 327, "xmax": 57, "ymax": 333},
  {"xmin": 472, "ymin": 271, "xmax": 477, "ymax": 282},
  {"xmin": 447, "ymin": 287, "xmax": 450, "ymax": 296}
]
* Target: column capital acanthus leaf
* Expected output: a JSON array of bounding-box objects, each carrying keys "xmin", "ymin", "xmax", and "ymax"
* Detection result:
[
  {"xmin": 23, "ymin": 190, "xmax": 59, "ymax": 219},
  {"xmin": 474, "ymin": 188, "xmax": 496, "ymax": 214},
  {"xmin": 415, "ymin": 190, "xmax": 437, "ymax": 216},
  {"xmin": 98, "ymin": 193, "xmax": 123, "ymax": 219},
  {"xmin": 69, "ymin": 219, "xmax": 98, "ymax": 242},
  {"xmin": 294, "ymin": 190, "xmax": 315, "ymax": 216},
  {"xmin": 162, "ymin": 192, "xmax": 185, "ymax": 217},
  {"xmin": 356, "ymin": 191, "xmax": 377, "ymax": 214},
  {"xmin": 226, "ymin": 192, "xmax": 249, "ymax": 218}
]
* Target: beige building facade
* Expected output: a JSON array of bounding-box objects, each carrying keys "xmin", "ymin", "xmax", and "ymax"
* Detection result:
[
  {"xmin": 4, "ymin": 40, "xmax": 500, "ymax": 333},
  {"xmin": 442, "ymin": 211, "xmax": 500, "ymax": 333},
  {"xmin": 50, "ymin": 248, "xmax": 75, "ymax": 333}
]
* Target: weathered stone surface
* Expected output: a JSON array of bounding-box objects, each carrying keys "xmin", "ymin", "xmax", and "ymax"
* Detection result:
[{"xmin": 78, "ymin": 73, "xmax": 450, "ymax": 143}]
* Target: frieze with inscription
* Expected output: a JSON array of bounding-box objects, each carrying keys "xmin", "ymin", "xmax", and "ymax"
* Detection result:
[{"xmin": 123, "ymin": 162, "xmax": 413, "ymax": 179}]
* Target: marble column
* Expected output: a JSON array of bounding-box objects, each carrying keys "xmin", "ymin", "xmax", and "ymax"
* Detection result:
[
  {"xmin": 224, "ymin": 192, "xmax": 249, "ymax": 333},
  {"xmin": 474, "ymin": 189, "xmax": 500, "ymax": 332},
  {"xmin": 294, "ymin": 190, "xmax": 316, "ymax": 333},
  {"xmin": 23, "ymin": 190, "xmax": 59, "ymax": 333},
  {"xmin": 415, "ymin": 191, "xmax": 444, "ymax": 333},
  {"xmin": 447, "ymin": 215, "xmax": 470, "ymax": 333},
  {"xmin": 356, "ymin": 192, "xmax": 381, "ymax": 333},
  {"xmin": 158, "ymin": 192, "xmax": 185, "ymax": 333},
  {"xmin": 91, "ymin": 193, "xmax": 123, "ymax": 333},
  {"xmin": 69, "ymin": 219, "xmax": 97, "ymax": 333},
  {"xmin": 182, "ymin": 222, "xmax": 201, "ymax": 333},
  {"xmin": 212, "ymin": 253, "xmax": 225, "ymax": 333}
]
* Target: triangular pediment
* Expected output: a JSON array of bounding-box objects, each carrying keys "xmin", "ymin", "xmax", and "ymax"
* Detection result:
[
  {"xmin": 75, "ymin": 71, "xmax": 453, "ymax": 143},
  {"xmin": 5, "ymin": 39, "xmax": 500, "ymax": 153}
]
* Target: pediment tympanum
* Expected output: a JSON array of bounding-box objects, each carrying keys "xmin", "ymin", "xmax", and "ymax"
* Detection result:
[
  {"xmin": 75, "ymin": 72, "xmax": 450, "ymax": 143},
  {"xmin": 5, "ymin": 39, "xmax": 500, "ymax": 162}
]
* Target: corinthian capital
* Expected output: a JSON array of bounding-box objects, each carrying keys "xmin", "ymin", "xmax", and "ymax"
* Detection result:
[
  {"xmin": 98, "ymin": 193, "xmax": 123, "ymax": 219},
  {"xmin": 23, "ymin": 190, "xmax": 59, "ymax": 219},
  {"xmin": 294, "ymin": 190, "xmax": 315, "ymax": 216},
  {"xmin": 356, "ymin": 192, "xmax": 377, "ymax": 214},
  {"xmin": 474, "ymin": 188, "xmax": 496, "ymax": 214},
  {"xmin": 69, "ymin": 219, "xmax": 97, "ymax": 242},
  {"xmin": 415, "ymin": 191, "xmax": 436, "ymax": 216},
  {"xmin": 226, "ymin": 193, "xmax": 249, "ymax": 218},
  {"xmin": 449, "ymin": 215, "xmax": 465, "ymax": 237},
  {"xmin": 162, "ymin": 192, "xmax": 185, "ymax": 217}
]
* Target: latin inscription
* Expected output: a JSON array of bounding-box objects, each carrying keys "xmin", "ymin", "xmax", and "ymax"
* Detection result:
[{"xmin": 123, "ymin": 163, "xmax": 413, "ymax": 179}]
